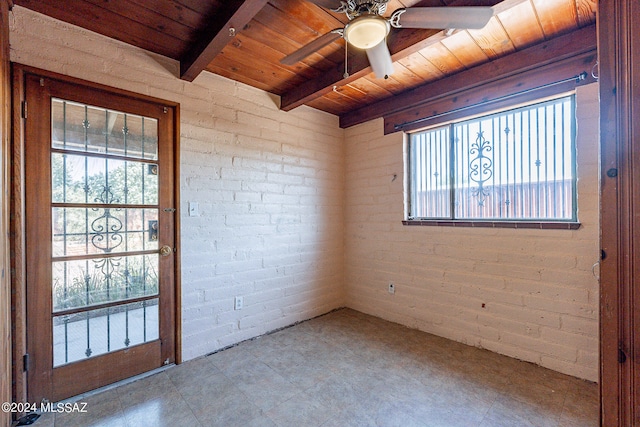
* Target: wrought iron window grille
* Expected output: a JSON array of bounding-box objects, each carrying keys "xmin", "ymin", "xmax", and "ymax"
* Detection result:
[{"xmin": 407, "ymin": 94, "xmax": 577, "ymax": 223}]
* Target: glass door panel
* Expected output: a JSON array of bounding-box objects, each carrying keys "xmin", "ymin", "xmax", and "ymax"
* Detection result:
[
  {"xmin": 51, "ymin": 208, "xmax": 159, "ymax": 256},
  {"xmin": 51, "ymin": 254, "xmax": 159, "ymax": 311},
  {"xmin": 53, "ymin": 299, "xmax": 159, "ymax": 366},
  {"xmin": 51, "ymin": 98, "xmax": 159, "ymax": 159}
]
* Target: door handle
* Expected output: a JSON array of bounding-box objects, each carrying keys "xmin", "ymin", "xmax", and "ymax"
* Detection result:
[{"xmin": 159, "ymin": 245, "xmax": 173, "ymax": 257}]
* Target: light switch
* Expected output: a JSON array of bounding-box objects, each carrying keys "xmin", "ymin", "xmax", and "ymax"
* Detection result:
[{"xmin": 188, "ymin": 201, "xmax": 199, "ymax": 217}]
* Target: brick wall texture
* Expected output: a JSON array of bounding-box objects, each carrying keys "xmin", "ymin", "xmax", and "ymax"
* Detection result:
[
  {"xmin": 10, "ymin": 6, "xmax": 600, "ymax": 381},
  {"xmin": 344, "ymin": 85, "xmax": 600, "ymax": 381}
]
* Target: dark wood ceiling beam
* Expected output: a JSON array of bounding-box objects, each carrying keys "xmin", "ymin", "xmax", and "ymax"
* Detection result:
[
  {"xmin": 180, "ymin": 0, "xmax": 268, "ymax": 82},
  {"xmin": 15, "ymin": 0, "xmax": 183, "ymax": 59},
  {"xmin": 340, "ymin": 23, "xmax": 597, "ymax": 129},
  {"xmin": 384, "ymin": 49, "xmax": 597, "ymax": 133},
  {"xmin": 279, "ymin": 0, "xmax": 504, "ymax": 111}
]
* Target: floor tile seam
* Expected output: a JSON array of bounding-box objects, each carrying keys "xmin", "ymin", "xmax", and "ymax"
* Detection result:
[
  {"xmin": 92, "ymin": 406, "xmax": 129, "ymax": 427},
  {"xmin": 231, "ymin": 384, "xmax": 271, "ymax": 417},
  {"xmin": 117, "ymin": 371, "xmax": 178, "ymax": 410},
  {"xmin": 178, "ymin": 383, "xmax": 260, "ymax": 427},
  {"xmin": 557, "ymin": 390, "xmax": 584, "ymax": 422},
  {"xmin": 127, "ymin": 371, "xmax": 203, "ymax": 427},
  {"xmin": 211, "ymin": 366, "xmax": 280, "ymax": 400},
  {"xmin": 262, "ymin": 390, "xmax": 334, "ymax": 427},
  {"xmin": 165, "ymin": 367, "xmax": 220, "ymax": 390},
  {"xmin": 300, "ymin": 331, "xmax": 338, "ymax": 349},
  {"xmin": 258, "ymin": 350, "xmax": 311, "ymax": 372},
  {"xmin": 111, "ymin": 411, "xmax": 141, "ymax": 427},
  {"xmin": 218, "ymin": 365, "xmax": 246, "ymax": 389},
  {"xmin": 492, "ymin": 387, "xmax": 564, "ymax": 412},
  {"xmin": 502, "ymin": 374, "xmax": 571, "ymax": 401},
  {"xmin": 464, "ymin": 394, "xmax": 496, "ymax": 426},
  {"xmin": 478, "ymin": 397, "xmax": 508, "ymax": 427},
  {"xmin": 493, "ymin": 391, "xmax": 568, "ymax": 425},
  {"xmin": 228, "ymin": 367, "xmax": 303, "ymax": 414}
]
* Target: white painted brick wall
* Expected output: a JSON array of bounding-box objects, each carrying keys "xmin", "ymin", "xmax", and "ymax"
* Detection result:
[
  {"xmin": 344, "ymin": 84, "xmax": 600, "ymax": 381},
  {"xmin": 10, "ymin": 7, "xmax": 345, "ymax": 361}
]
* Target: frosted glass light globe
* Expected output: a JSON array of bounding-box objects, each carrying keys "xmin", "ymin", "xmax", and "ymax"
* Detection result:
[{"xmin": 344, "ymin": 15, "xmax": 390, "ymax": 49}]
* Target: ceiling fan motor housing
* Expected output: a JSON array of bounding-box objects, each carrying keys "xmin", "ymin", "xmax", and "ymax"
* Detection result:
[{"xmin": 334, "ymin": 0, "xmax": 389, "ymax": 19}]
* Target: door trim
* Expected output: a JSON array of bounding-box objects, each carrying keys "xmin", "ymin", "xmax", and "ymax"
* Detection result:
[
  {"xmin": 11, "ymin": 64, "xmax": 181, "ymax": 405},
  {"xmin": 598, "ymin": 1, "xmax": 640, "ymax": 424}
]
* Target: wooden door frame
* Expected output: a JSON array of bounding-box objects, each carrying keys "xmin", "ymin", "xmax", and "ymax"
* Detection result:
[
  {"xmin": 11, "ymin": 64, "xmax": 182, "ymax": 405},
  {"xmin": 1, "ymin": 2, "xmax": 13, "ymax": 427},
  {"xmin": 598, "ymin": 0, "xmax": 640, "ymax": 425}
]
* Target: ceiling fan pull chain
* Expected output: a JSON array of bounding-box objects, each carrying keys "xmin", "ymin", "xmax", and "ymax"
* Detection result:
[{"xmin": 344, "ymin": 40, "xmax": 350, "ymax": 78}]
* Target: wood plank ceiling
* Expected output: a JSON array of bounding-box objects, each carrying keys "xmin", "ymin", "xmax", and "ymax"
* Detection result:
[{"xmin": 13, "ymin": 0, "xmax": 597, "ymax": 127}]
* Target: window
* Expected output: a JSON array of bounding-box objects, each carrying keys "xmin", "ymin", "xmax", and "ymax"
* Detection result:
[{"xmin": 406, "ymin": 95, "xmax": 577, "ymax": 225}]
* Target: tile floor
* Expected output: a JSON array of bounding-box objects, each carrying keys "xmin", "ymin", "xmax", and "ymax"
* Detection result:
[{"xmin": 29, "ymin": 308, "xmax": 599, "ymax": 427}]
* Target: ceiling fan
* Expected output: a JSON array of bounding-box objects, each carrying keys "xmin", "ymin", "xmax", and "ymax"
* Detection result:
[{"xmin": 281, "ymin": 0, "xmax": 494, "ymax": 79}]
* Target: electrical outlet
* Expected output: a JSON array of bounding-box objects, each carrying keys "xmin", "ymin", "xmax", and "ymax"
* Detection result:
[
  {"xmin": 234, "ymin": 296, "xmax": 243, "ymax": 310},
  {"xmin": 388, "ymin": 282, "xmax": 395, "ymax": 294}
]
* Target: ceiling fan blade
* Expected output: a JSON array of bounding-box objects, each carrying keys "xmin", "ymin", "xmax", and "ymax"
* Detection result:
[
  {"xmin": 306, "ymin": 0, "xmax": 340, "ymax": 9},
  {"xmin": 392, "ymin": 7, "xmax": 493, "ymax": 30},
  {"xmin": 365, "ymin": 40, "xmax": 394, "ymax": 79},
  {"xmin": 280, "ymin": 30, "xmax": 343, "ymax": 66}
]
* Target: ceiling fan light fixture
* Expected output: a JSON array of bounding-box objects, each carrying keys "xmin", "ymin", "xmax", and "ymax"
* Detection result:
[{"xmin": 344, "ymin": 15, "xmax": 390, "ymax": 49}]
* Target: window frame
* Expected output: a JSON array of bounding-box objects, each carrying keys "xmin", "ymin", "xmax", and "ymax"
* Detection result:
[{"xmin": 404, "ymin": 94, "xmax": 580, "ymax": 230}]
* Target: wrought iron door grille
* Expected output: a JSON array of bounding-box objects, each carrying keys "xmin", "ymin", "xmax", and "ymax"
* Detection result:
[
  {"xmin": 408, "ymin": 95, "xmax": 577, "ymax": 221},
  {"xmin": 50, "ymin": 98, "xmax": 161, "ymax": 367}
]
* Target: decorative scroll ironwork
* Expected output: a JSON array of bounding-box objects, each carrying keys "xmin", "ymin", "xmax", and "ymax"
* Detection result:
[
  {"xmin": 95, "ymin": 184, "xmax": 118, "ymax": 205},
  {"xmin": 469, "ymin": 131, "xmax": 493, "ymax": 207},
  {"xmin": 90, "ymin": 208, "xmax": 123, "ymax": 253},
  {"xmin": 92, "ymin": 257, "xmax": 121, "ymax": 280},
  {"xmin": 90, "ymin": 184, "xmax": 123, "ymax": 253}
]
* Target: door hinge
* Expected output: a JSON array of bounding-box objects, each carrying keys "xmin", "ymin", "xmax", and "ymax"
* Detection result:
[
  {"xmin": 23, "ymin": 353, "xmax": 29, "ymax": 372},
  {"xmin": 618, "ymin": 347, "xmax": 627, "ymax": 364},
  {"xmin": 21, "ymin": 101, "xmax": 27, "ymax": 119}
]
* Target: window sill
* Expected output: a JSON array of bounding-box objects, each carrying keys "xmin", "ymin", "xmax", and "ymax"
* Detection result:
[{"xmin": 402, "ymin": 220, "xmax": 581, "ymax": 230}]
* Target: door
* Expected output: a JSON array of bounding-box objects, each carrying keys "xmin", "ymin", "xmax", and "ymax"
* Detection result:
[{"xmin": 24, "ymin": 73, "xmax": 177, "ymax": 403}]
